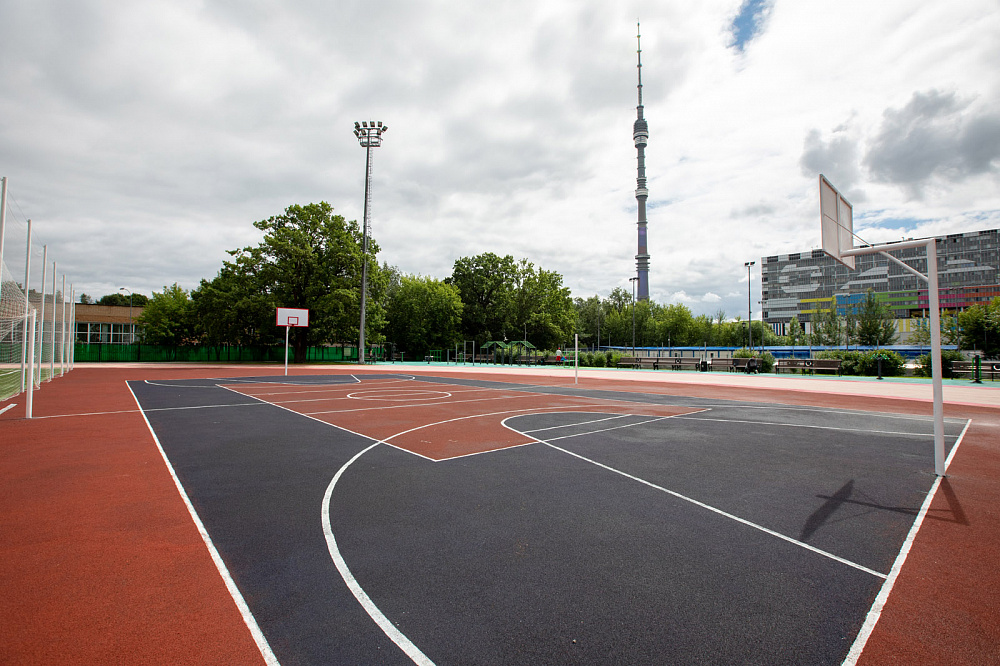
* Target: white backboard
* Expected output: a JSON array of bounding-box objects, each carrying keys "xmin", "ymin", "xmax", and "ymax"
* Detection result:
[
  {"xmin": 276, "ymin": 307, "xmax": 309, "ymax": 327},
  {"xmin": 819, "ymin": 175, "xmax": 855, "ymax": 270}
]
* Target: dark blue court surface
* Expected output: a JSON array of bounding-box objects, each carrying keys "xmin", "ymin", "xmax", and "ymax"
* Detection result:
[{"xmin": 127, "ymin": 374, "xmax": 967, "ymax": 665}]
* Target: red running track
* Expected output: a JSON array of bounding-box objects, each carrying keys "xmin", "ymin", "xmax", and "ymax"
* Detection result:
[{"xmin": 1, "ymin": 365, "xmax": 997, "ymax": 664}]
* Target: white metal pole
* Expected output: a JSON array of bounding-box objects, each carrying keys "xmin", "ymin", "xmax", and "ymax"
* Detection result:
[
  {"xmin": 69, "ymin": 287, "xmax": 75, "ymax": 370},
  {"xmin": 60, "ymin": 274, "xmax": 67, "ymax": 376},
  {"xmin": 0, "ymin": 177, "xmax": 7, "ymax": 273},
  {"xmin": 575, "ymin": 333, "xmax": 579, "ymax": 385},
  {"xmin": 926, "ymin": 240, "xmax": 946, "ymax": 476},
  {"xmin": 26, "ymin": 309, "xmax": 36, "ymax": 418},
  {"xmin": 37, "ymin": 245, "xmax": 47, "ymax": 385},
  {"xmin": 49, "ymin": 261, "xmax": 57, "ymax": 378},
  {"xmin": 20, "ymin": 219, "xmax": 32, "ymax": 390},
  {"xmin": 284, "ymin": 325, "xmax": 290, "ymax": 376}
]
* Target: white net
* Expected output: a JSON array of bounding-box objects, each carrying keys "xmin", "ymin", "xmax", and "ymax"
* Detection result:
[
  {"xmin": 1, "ymin": 183, "xmax": 74, "ymax": 404},
  {"xmin": 0, "ymin": 259, "xmax": 29, "ymax": 400}
]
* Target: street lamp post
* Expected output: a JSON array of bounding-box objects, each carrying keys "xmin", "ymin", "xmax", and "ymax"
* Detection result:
[
  {"xmin": 119, "ymin": 287, "xmax": 133, "ymax": 343},
  {"xmin": 353, "ymin": 120, "xmax": 388, "ymax": 364},
  {"xmin": 629, "ymin": 276, "xmax": 639, "ymax": 357},
  {"xmin": 745, "ymin": 261, "xmax": 755, "ymax": 352}
]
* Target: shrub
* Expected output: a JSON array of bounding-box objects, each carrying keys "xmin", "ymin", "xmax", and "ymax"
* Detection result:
[
  {"xmin": 606, "ymin": 350, "xmax": 623, "ymax": 367},
  {"xmin": 916, "ymin": 350, "xmax": 966, "ymax": 378},
  {"xmin": 590, "ymin": 351, "xmax": 607, "ymax": 368},
  {"xmin": 732, "ymin": 347, "xmax": 775, "ymax": 373},
  {"xmin": 816, "ymin": 349, "xmax": 904, "ymax": 376}
]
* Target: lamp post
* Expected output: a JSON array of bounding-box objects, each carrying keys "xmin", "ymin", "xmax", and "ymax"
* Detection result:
[
  {"xmin": 119, "ymin": 287, "xmax": 133, "ymax": 343},
  {"xmin": 745, "ymin": 261, "xmax": 755, "ymax": 351},
  {"xmin": 353, "ymin": 120, "xmax": 388, "ymax": 364},
  {"xmin": 629, "ymin": 276, "xmax": 638, "ymax": 357}
]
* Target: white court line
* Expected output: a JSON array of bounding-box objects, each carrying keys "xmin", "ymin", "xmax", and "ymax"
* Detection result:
[
  {"xmin": 125, "ymin": 382, "xmax": 280, "ymax": 666},
  {"xmin": 520, "ymin": 414, "xmax": 630, "ymax": 434},
  {"xmin": 322, "ymin": 445, "xmax": 434, "ymax": 666},
  {"xmin": 0, "ymin": 403, "xmax": 16, "ymax": 415},
  {"xmin": 843, "ymin": 418, "xmax": 973, "ymax": 666},
  {"xmin": 673, "ymin": 414, "xmax": 958, "ymax": 439},
  {"xmin": 212, "ymin": 384, "xmax": 436, "ymax": 663},
  {"xmin": 530, "ymin": 432, "xmax": 888, "ymax": 579},
  {"xmin": 237, "ymin": 376, "xmax": 418, "ymax": 397},
  {"xmin": 503, "ymin": 414, "xmax": 687, "ymax": 444}
]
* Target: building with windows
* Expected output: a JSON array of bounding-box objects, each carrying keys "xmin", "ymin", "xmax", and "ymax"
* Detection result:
[
  {"xmin": 761, "ymin": 228, "xmax": 1000, "ymax": 340},
  {"xmin": 75, "ymin": 304, "xmax": 142, "ymax": 344}
]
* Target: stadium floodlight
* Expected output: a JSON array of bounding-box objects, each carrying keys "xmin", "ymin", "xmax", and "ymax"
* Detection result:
[{"xmin": 354, "ymin": 120, "xmax": 388, "ymax": 364}]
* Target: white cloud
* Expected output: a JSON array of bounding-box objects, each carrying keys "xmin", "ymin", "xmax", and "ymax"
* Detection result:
[{"xmin": 1, "ymin": 0, "xmax": 997, "ymax": 320}]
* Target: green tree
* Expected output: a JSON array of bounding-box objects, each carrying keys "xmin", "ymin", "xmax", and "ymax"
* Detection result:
[
  {"xmin": 79, "ymin": 293, "xmax": 93, "ymax": 304},
  {"xmin": 448, "ymin": 253, "xmax": 574, "ymax": 350},
  {"xmin": 574, "ymin": 295, "xmax": 604, "ymax": 347},
  {"xmin": 222, "ymin": 202, "xmax": 383, "ymax": 362},
  {"xmin": 959, "ymin": 297, "xmax": 1000, "ymax": 357},
  {"xmin": 853, "ymin": 290, "xmax": 899, "ymax": 346},
  {"xmin": 138, "ymin": 283, "xmax": 194, "ymax": 345},
  {"xmin": 191, "ymin": 265, "xmax": 275, "ymax": 350},
  {"xmin": 654, "ymin": 303, "xmax": 693, "ymax": 349},
  {"xmin": 811, "ymin": 303, "xmax": 843, "ymax": 346},
  {"xmin": 448, "ymin": 253, "xmax": 519, "ymax": 342},
  {"xmin": 97, "ymin": 292, "xmax": 149, "ymax": 307},
  {"xmin": 786, "ymin": 316, "xmax": 804, "ymax": 346},
  {"xmin": 385, "ymin": 275, "xmax": 463, "ymax": 358},
  {"xmin": 909, "ymin": 316, "xmax": 932, "ymax": 347}
]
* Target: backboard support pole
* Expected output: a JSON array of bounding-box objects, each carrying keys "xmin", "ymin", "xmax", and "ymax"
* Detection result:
[{"xmin": 842, "ymin": 239, "xmax": 945, "ymax": 475}]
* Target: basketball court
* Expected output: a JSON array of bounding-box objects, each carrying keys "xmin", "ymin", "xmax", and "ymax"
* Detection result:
[{"xmin": 112, "ymin": 369, "xmax": 974, "ymax": 664}]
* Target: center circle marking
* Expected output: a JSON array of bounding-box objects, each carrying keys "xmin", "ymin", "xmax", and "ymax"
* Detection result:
[{"xmin": 346, "ymin": 389, "xmax": 452, "ymax": 401}]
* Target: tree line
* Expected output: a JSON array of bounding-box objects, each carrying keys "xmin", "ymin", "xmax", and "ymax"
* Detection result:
[{"xmin": 88, "ymin": 201, "xmax": 999, "ymax": 361}]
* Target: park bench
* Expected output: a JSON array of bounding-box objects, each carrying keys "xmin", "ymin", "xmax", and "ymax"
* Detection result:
[
  {"xmin": 636, "ymin": 357, "xmax": 662, "ymax": 370},
  {"xmin": 952, "ymin": 360, "xmax": 1000, "ymax": 380},
  {"xmin": 668, "ymin": 357, "xmax": 703, "ymax": 371},
  {"xmin": 774, "ymin": 358, "xmax": 842, "ymax": 375},
  {"xmin": 706, "ymin": 357, "xmax": 743, "ymax": 372},
  {"xmin": 615, "ymin": 356, "xmax": 638, "ymax": 369}
]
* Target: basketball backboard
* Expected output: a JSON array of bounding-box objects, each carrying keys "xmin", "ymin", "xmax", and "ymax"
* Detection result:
[
  {"xmin": 276, "ymin": 307, "xmax": 309, "ymax": 327},
  {"xmin": 819, "ymin": 175, "xmax": 855, "ymax": 270}
]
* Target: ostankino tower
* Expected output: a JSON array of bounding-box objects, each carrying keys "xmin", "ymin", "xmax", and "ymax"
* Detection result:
[{"xmin": 633, "ymin": 24, "xmax": 650, "ymax": 301}]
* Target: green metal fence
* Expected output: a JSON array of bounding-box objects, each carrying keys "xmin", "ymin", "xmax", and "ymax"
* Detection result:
[{"xmin": 74, "ymin": 343, "xmax": 359, "ymax": 363}]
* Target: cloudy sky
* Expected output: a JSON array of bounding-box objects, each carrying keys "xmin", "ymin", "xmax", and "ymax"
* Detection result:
[{"xmin": 2, "ymin": 0, "xmax": 998, "ymax": 319}]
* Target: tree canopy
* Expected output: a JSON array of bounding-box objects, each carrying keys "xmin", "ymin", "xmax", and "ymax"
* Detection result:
[{"xmin": 199, "ymin": 202, "xmax": 383, "ymax": 361}]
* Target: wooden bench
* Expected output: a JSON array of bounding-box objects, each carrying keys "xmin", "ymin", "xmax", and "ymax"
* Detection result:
[
  {"xmin": 774, "ymin": 358, "xmax": 842, "ymax": 375},
  {"xmin": 952, "ymin": 360, "xmax": 1000, "ymax": 380},
  {"xmin": 636, "ymin": 357, "xmax": 662, "ymax": 370},
  {"xmin": 706, "ymin": 357, "xmax": 746, "ymax": 372},
  {"xmin": 615, "ymin": 356, "xmax": 638, "ymax": 369},
  {"xmin": 668, "ymin": 357, "xmax": 703, "ymax": 371}
]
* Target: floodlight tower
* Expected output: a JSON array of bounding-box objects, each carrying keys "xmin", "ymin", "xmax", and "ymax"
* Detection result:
[
  {"xmin": 353, "ymin": 120, "xmax": 387, "ymax": 364},
  {"xmin": 633, "ymin": 23, "xmax": 650, "ymax": 301}
]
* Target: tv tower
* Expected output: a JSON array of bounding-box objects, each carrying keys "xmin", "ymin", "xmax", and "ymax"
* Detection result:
[{"xmin": 633, "ymin": 23, "xmax": 650, "ymax": 301}]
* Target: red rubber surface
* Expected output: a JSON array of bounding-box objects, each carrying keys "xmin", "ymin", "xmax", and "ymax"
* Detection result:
[{"xmin": 1, "ymin": 365, "xmax": 997, "ymax": 664}]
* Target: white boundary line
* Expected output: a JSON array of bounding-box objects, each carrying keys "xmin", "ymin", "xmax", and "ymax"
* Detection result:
[
  {"xmin": 321, "ymin": 445, "xmax": 435, "ymax": 666},
  {"xmin": 673, "ymin": 414, "xmax": 959, "ymax": 440},
  {"xmin": 842, "ymin": 418, "xmax": 973, "ymax": 666},
  {"xmin": 501, "ymin": 411, "xmax": 887, "ymax": 579},
  {"xmin": 125, "ymin": 381, "xmax": 280, "ymax": 665},
  {"xmin": 1, "ymin": 402, "xmax": 18, "ymax": 415}
]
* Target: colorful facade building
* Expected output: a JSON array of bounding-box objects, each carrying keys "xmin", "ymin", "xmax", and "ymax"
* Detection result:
[{"xmin": 761, "ymin": 228, "xmax": 1000, "ymax": 340}]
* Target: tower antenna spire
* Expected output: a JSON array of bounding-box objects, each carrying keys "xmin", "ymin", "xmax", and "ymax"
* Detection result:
[
  {"xmin": 632, "ymin": 21, "xmax": 650, "ymax": 301},
  {"xmin": 637, "ymin": 22, "xmax": 643, "ymax": 108}
]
